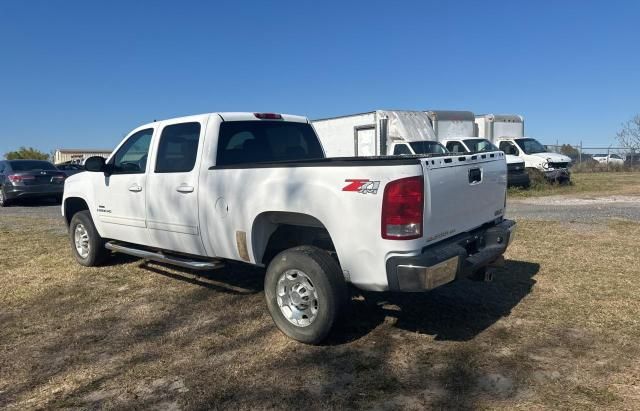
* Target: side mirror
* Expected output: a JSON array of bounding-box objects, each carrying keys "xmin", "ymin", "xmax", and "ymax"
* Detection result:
[{"xmin": 85, "ymin": 156, "xmax": 106, "ymax": 172}]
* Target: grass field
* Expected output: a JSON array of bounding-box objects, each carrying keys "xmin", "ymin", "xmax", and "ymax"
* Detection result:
[
  {"xmin": 508, "ymin": 171, "xmax": 640, "ymax": 198},
  {"xmin": 1, "ymin": 214, "xmax": 639, "ymax": 409}
]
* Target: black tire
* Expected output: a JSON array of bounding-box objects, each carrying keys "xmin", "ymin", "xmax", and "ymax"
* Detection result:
[
  {"xmin": 264, "ymin": 246, "xmax": 347, "ymax": 344},
  {"xmin": 0, "ymin": 187, "xmax": 10, "ymax": 207},
  {"xmin": 69, "ymin": 210, "xmax": 109, "ymax": 266}
]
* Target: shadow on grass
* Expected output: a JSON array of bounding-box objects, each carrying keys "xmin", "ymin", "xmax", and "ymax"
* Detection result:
[
  {"xmin": 125, "ymin": 256, "xmax": 537, "ymax": 343},
  {"xmin": 138, "ymin": 260, "xmax": 264, "ymax": 295},
  {"xmin": 1, "ymin": 255, "xmax": 539, "ymax": 409},
  {"xmin": 4, "ymin": 197, "xmax": 61, "ymax": 207},
  {"xmin": 328, "ymin": 259, "xmax": 539, "ymax": 344}
]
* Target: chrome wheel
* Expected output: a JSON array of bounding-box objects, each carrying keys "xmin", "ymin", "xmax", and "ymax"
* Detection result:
[
  {"xmin": 276, "ymin": 269, "xmax": 319, "ymax": 327},
  {"xmin": 74, "ymin": 223, "xmax": 90, "ymax": 258}
]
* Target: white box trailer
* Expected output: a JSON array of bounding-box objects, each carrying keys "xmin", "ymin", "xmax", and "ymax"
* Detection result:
[
  {"xmin": 475, "ymin": 114, "xmax": 525, "ymax": 140},
  {"xmin": 312, "ymin": 110, "xmax": 446, "ymax": 157},
  {"xmin": 425, "ymin": 110, "xmax": 477, "ymax": 139},
  {"xmin": 475, "ymin": 114, "xmax": 571, "ymax": 182}
]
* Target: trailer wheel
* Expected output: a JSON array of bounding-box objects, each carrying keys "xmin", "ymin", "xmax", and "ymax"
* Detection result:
[
  {"xmin": 265, "ymin": 246, "xmax": 347, "ymax": 344},
  {"xmin": 69, "ymin": 210, "xmax": 109, "ymax": 266}
]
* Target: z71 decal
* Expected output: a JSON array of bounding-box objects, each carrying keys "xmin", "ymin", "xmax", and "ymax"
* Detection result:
[{"xmin": 342, "ymin": 179, "xmax": 380, "ymax": 194}]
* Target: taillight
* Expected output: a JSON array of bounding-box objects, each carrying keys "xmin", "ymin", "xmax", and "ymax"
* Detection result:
[
  {"xmin": 8, "ymin": 174, "xmax": 35, "ymax": 183},
  {"xmin": 381, "ymin": 176, "xmax": 424, "ymax": 240},
  {"xmin": 254, "ymin": 113, "xmax": 282, "ymax": 120},
  {"xmin": 52, "ymin": 175, "xmax": 66, "ymax": 183}
]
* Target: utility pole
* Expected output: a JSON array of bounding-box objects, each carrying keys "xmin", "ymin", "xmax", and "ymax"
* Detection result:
[{"xmin": 579, "ymin": 140, "xmax": 582, "ymax": 164}]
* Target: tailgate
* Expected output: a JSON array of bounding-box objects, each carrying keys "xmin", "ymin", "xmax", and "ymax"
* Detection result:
[{"xmin": 421, "ymin": 152, "xmax": 507, "ymax": 244}]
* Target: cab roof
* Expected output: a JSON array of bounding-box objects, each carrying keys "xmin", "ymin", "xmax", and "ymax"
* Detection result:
[{"xmin": 143, "ymin": 112, "xmax": 309, "ymax": 125}]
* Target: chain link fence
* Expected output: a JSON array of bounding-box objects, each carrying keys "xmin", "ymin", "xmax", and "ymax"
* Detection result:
[{"xmin": 544, "ymin": 143, "xmax": 640, "ymax": 169}]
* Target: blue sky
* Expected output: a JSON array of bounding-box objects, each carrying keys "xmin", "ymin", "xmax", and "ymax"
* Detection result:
[{"xmin": 1, "ymin": 0, "xmax": 639, "ymax": 156}]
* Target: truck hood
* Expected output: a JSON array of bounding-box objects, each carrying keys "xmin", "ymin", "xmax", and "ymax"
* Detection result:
[{"xmin": 529, "ymin": 152, "xmax": 572, "ymax": 163}]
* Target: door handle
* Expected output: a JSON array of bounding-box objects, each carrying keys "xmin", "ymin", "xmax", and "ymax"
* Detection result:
[
  {"xmin": 176, "ymin": 185, "xmax": 194, "ymax": 193},
  {"xmin": 128, "ymin": 184, "xmax": 143, "ymax": 192},
  {"xmin": 468, "ymin": 168, "xmax": 482, "ymax": 185}
]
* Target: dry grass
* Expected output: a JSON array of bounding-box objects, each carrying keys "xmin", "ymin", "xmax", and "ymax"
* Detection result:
[
  {"xmin": 509, "ymin": 171, "xmax": 640, "ymax": 198},
  {"xmin": 1, "ymin": 215, "xmax": 639, "ymax": 409}
]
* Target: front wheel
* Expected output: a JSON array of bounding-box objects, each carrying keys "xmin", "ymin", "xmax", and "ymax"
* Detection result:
[
  {"xmin": 265, "ymin": 246, "xmax": 347, "ymax": 344},
  {"xmin": 69, "ymin": 210, "xmax": 110, "ymax": 266}
]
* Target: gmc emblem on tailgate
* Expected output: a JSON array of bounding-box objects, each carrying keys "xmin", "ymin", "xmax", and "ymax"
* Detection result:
[{"xmin": 342, "ymin": 179, "xmax": 380, "ymax": 194}]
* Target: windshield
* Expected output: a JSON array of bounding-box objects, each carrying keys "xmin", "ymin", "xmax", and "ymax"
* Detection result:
[
  {"xmin": 513, "ymin": 138, "xmax": 547, "ymax": 154},
  {"xmin": 463, "ymin": 139, "xmax": 498, "ymax": 153},
  {"xmin": 9, "ymin": 160, "xmax": 57, "ymax": 171},
  {"xmin": 409, "ymin": 141, "xmax": 448, "ymax": 155}
]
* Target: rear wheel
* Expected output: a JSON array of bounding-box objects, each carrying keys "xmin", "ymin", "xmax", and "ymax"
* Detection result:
[
  {"xmin": 69, "ymin": 210, "xmax": 109, "ymax": 266},
  {"xmin": 265, "ymin": 246, "xmax": 347, "ymax": 344}
]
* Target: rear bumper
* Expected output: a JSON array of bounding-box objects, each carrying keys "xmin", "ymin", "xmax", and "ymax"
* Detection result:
[
  {"xmin": 4, "ymin": 184, "xmax": 64, "ymax": 200},
  {"xmin": 385, "ymin": 219, "xmax": 516, "ymax": 292},
  {"xmin": 507, "ymin": 171, "xmax": 530, "ymax": 187}
]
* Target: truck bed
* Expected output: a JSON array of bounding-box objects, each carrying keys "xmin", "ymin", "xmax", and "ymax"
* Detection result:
[{"xmin": 203, "ymin": 150, "xmax": 508, "ymax": 291}]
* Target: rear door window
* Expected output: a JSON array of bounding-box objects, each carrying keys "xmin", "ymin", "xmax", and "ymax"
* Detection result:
[
  {"xmin": 155, "ymin": 122, "xmax": 201, "ymax": 173},
  {"xmin": 216, "ymin": 121, "xmax": 324, "ymax": 166}
]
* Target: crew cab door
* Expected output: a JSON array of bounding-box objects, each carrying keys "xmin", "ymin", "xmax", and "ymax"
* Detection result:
[
  {"xmin": 145, "ymin": 117, "xmax": 207, "ymax": 255},
  {"xmin": 93, "ymin": 127, "xmax": 155, "ymax": 244}
]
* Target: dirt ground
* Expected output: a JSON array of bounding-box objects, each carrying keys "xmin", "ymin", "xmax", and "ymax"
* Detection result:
[{"xmin": 1, "ymin": 200, "xmax": 639, "ymax": 409}]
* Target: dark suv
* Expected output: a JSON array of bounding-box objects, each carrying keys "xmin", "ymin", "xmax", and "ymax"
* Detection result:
[{"xmin": 0, "ymin": 160, "xmax": 67, "ymax": 207}]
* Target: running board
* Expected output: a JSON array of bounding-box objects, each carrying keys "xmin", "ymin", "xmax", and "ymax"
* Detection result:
[{"xmin": 105, "ymin": 242, "xmax": 223, "ymax": 271}]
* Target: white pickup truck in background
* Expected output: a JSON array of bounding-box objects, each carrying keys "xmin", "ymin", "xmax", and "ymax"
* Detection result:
[
  {"xmin": 62, "ymin": 112, "xmax": 515, "ymax": 343},
  {"xmin": 592, "ymin": 153, "xmax": 624, "ymax": 166},
  {"xmin": 475, "ymin": 114, "xmax": 572, "ymax": 183},
  {"xmin": 441, "ymin": 137, "xmax": 530, "ymax": 188}
]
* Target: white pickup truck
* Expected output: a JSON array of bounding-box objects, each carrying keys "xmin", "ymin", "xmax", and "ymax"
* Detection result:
[
  {"xmin": 475, "ymin": 114, "xmax": 572, "ymax": 182},
  {"xmin": 441, "ymin": 137, "xmax": 530, "ymax": 188},
  {"xmin": 62, "ymin": 112, "xmax": 516, "ymax": 344},
  {"xmin": 424, "ymin": 111, "xmax": 530, "ymax": 188}
]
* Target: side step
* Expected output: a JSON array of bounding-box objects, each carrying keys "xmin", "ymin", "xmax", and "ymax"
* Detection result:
[{"xmin": 105, "ymin": 241, "xmax": 223, "ymax": 271}]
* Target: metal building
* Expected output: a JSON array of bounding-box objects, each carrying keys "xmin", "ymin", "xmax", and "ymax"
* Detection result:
[{"xmin": 53, "ymin": 148, "xmax": 112, "ymax": 165}]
